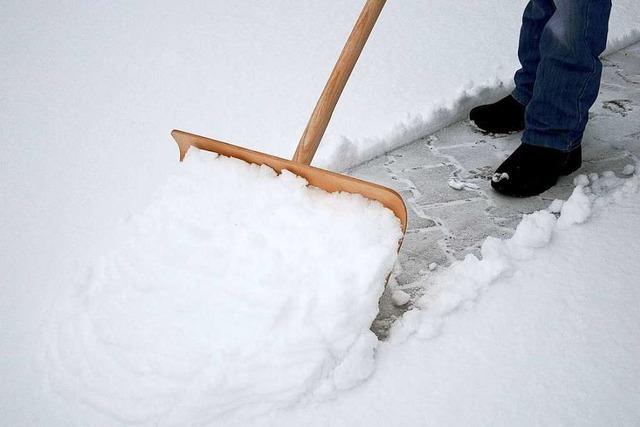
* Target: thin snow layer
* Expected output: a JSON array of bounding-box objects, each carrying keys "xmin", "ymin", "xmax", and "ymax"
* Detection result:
[
  {"xmin": 42, "ymin": 148, "xmax": 402, "ymax": 426},
  {"xmin": 262, "ymin": 171, "xmax": 640, "ymax": 426}
]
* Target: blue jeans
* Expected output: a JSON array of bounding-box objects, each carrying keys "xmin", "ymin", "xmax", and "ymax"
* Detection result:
[{"xmin": 512, "ymin": 0, "xmax": 612, "ymax": 152}]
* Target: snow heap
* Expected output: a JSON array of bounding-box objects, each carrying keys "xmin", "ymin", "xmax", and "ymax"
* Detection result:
[{"xmin": 42, "ymin": 148, "xmax": 402, "ymax": 425}]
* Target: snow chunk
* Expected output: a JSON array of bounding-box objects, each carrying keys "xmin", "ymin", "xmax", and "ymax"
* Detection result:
[
  {"xmin": 391, "ymin": 289, "xmax": 411, "ymax": 306},
  {"xmin": 428, "ymin": 262, "xmax": 438, "ymax": 271},
  {"xmin": 448, "ymin": 178, "xmax": 465, "ymax": 190},
  {"xmin": 558, "ymin": 186, "xmax": 592, "ymax": 228},
  {"xmin": 43, "ymin": 148, "xmax": 402, "ymax": 424},
  {"xmin": 492, "ymin": 172, "xmax": 509, "ymax": 183},
  {"xmin": 509, "ymin": 210, "xmax": 557, "ymax": 251},
  {"xmin": 573, "ymin": 174, "xmax": 589, "ymax": 186},
  {"xmin": 622, "ymin": 164, "xmax": 636, "ymax": 176},
  {"xmin": 548, "ymin": 199, "xmax": 564, "ymax": 214}
]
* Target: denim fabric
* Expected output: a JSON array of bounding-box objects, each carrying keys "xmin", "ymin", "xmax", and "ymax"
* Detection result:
[{"xmin": 512, "ymin": 0, "xmax": 612, "ymax": 151}]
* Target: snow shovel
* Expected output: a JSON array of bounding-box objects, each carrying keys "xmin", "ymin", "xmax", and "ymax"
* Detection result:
[{"xmin": 171, "ymin": 0, "xmax": 407, "ymax": 237}]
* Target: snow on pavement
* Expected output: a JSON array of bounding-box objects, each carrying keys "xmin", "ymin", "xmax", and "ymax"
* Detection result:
[
  {"xmin": 351, "ymin": 41, "xmax": 640, "ymax": 335},
  {"xmin": 260, "ymin": 171, "xmax": 640, "ymax": 426},
  {"xmin": 41, "ymin": 148, "xmax": 402, "ymax": 425}
]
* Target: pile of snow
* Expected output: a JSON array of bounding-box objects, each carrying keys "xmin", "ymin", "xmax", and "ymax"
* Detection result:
[
  {"xmin": 42, "ymin": 148, "xmax": 402, "ymax": 425},
  {"xmin": 259, "ymin": 170, "xmax": 640, "ymax": 426}
]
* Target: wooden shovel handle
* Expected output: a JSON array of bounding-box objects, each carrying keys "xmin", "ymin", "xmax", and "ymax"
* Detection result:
[{"xmin": 292, "ymin": 0, "xmax": 386, "ymax": 165}]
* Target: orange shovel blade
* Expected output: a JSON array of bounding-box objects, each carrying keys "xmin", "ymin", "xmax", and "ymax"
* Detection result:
[{"xmin": 171, "ymin": 129, "xmax": 408, "ymax": 234}]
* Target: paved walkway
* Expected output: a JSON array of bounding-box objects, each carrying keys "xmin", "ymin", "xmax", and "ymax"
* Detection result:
[{"xmin": 352, "ymin": 43, "xmax": 640, "ymax": 338}]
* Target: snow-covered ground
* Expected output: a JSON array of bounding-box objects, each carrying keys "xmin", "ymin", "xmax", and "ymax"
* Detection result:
[
  {"xmin": 259, "ymin": 172, "xmax": 640, "ymax": 426},
  {"xmin": 2, "ymin": 1, "xmax": 640, "ymax": 425},
  {"xmin": 32, "ymin": 161, "xmax": 640, "ymax": 427}
]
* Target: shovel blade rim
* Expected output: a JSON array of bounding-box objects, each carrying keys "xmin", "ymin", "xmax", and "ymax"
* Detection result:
[{"xmin": 171, "ymin": 129, "xmax": 408, "ymax": 235}]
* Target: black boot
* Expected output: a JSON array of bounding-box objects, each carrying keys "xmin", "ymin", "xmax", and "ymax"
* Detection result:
[
  {"xmin": 470, "ymin": 95, "xmax": 526, "ymax": 134},
  {"xmin": 491, "ymin": 144, "xmax": 582, "ymax": 197}
]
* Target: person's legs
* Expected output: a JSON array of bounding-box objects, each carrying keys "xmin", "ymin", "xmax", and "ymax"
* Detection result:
[
  {"xmin": 512, "ymin": 0, "xmax": 557, "ymax": 105},
  {"xmin": 469, "ymin": 0, "xmax": 555, "ymax": 134},
  {"xmin": 491, "ymin": 0, "xmax": 612, "ymax": 197},
  {"xmin": 522, "ymin": 0, "xmax": 612, "ymax": 151}
]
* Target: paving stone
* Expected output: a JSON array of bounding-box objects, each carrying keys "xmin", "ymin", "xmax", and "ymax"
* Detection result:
[
  {"xmin": 481, "ymin": 182, "xmax": 551, "ymax": 215},
  {"xmin": 405, "ymin": 205, "xmax": 438, "ymax": 230},
  {"xmin": 426, "ymin": 123, "xmax": 481, "ymax": 149},
  {"xmin": 438, "ymin": 140, "xmax": 514, "ymax": 180},
  {"xmin": 394, "ymin": 228, "xmax": 448, "ymax": 286},
  {"xmin": 536, "ymin": 178, "xmax": 575, "ymax": 201},
  {"xmin": 580, "ymin": 155, "xmax": 638, "ymax": 177},
  {"xmin": 386, "ymin": 139, "xmax": 442, "ymax": 172},
  {"xmin": 422, "ymin": 199, "xmax": 511, "ymax": 260},
  {"xmin": 347, "ymin": 155, "xmax": 409, "ymax": 192},
  {"xmin": 582, "ymin": 132, "xmax": 630, "ymax": 162},
  {"xmin": 404, "ymin": 164, "xmax": 479, "ymax": 206}
]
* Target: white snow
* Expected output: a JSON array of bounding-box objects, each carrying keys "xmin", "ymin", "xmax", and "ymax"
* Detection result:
[
  {"xmin": 492, "ymin": 172, "xmax": 510, "ymax": 183},
  {"xmin": 41, "ymin": 148, "xmax": 402, "ymax": 425},
  {"xmin": 573, "ymin": 174, "xmax": 590, "ymax": 187},
  {"xmin": 622, "ymin": 164, "xmax": 636, "ymax": 175},
  {"xmin": 447, "ymin": 178, "xmax": 465, "ymax": 190},
  {"xmin": 258, "ymin": 172, "xmax": 640, "ymax": 426},
  {"xmin": 428, "ymin": 262, "xmax": 438, "ymax": 271},
  {"xmin": 447, "ymin": 178, "xmax": 480, "ymax": 191},
  {"xmin": 391, "ymin": 289, "xmax": 411, "ymax": 307},
  {"xmin": 557, "ymin": 185, "xmax": 592, "ymax": 228},
  {"xmin": 547, "ymin": 199, "xmax": 564, "ymax": 213}
]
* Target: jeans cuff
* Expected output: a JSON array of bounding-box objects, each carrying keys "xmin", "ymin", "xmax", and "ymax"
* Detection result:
[
  {"xmin": 522, "ymin": 129, "xmax": 582, "ymax": 152},
  {"xmin": 511, "ymin": 87, "xmax": 531, "ymax": 106}
]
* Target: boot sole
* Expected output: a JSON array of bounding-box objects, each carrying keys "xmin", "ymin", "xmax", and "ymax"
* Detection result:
[{"xmin": 471, "ymin": 120, "xmax": 525, "ymax": 135}]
